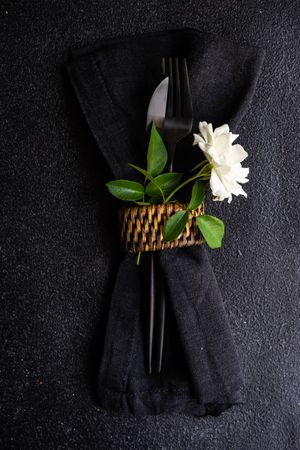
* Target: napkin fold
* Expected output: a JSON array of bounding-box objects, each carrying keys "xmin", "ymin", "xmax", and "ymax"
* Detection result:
[{"xmin": 66, "ymin": 28, "xmax": 265, "ymax": 416}]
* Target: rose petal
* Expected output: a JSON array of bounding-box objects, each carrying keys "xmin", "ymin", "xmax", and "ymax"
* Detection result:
[
  {"xmin": 206, "ymin": 123, "xmax": 214, "ymax": 144},
  {"xmin": 229, "ymin": 144, "xmax": 248, "ymax": 163},
  {"xmin": 199, "ymin": 121, "xmax": 208, "ymax": 142},
  {"xmin": 229, "ymin": 165, "xmax": 249, "ymax": 183},
  {"xmin": 213, "ymin": 195, "xmax": 224, "ymax": 202},
  {"xmin": 229, "ymin": 133, "xmax": 239, "ymax": 144},
  {"xmin": 214, "ymin": 124, "xmax": 229, "ymax": 137},
  {"xmin": 205, "ymin": 145, "xmax": 221, "ymax": 164},
  {"xmin": 236, "ymin": 167, "xmax": 249, "ymax": 183},
  {"xmin": 215, "ymin": 164, "xmax": 232, "ymax": 176},
  {"xmin": 210, "ymin": 168, "xmax": 230, "ymax": 201},
  {"xmin": 193, "ymin": 133, "xmax": 205, "ymax": 146},
  {"xmin": 214, "ymin": 134, "xmax": 231, "ymax": 156},
  {"xmin": 232, "ymin": 183, "xmax": 248, "ymax": 197}
]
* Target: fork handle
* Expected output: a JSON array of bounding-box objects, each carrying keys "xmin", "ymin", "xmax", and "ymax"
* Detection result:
[
  {"xmin": 153, "ymin": 257, "xmax": 166, "ymax": 372},
  {"xmin": 146, "ymin": 251, "xmax": 156, "ymax": 375},
  {"xmin": 153, "ymin": 141, "xmax": 176, "ymax": 373},
  {"xmin": 167, "ymin": 142, "xmax": 176, "ymax": 172}
]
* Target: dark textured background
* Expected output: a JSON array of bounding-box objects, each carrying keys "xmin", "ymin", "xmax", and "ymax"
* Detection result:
[{"xmin": 0, "ymin": 1, "xmax": 299, "ymax": 449}]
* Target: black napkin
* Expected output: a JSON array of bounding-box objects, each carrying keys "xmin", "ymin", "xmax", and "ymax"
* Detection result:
[{"xmin": 66, "ymin": 28, "xmax": 264, "ymax": 416}]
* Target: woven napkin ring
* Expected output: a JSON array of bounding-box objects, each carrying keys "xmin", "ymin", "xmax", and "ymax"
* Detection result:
[{"xmin": 119, "ymin": 202, "xmax": 205, "ymax": 253}]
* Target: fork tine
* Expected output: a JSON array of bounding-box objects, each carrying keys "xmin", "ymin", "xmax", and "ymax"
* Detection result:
[
  {"xmin": 181, "ymin": 58, "xmax": 193, "ymax": 120},
  {"xmin": 174, "ymin": 57, "xmax": 181, "ymax": 118},
  {"xmin": 166, "ymin": 57, "xmax": 173, "ymax": 119}
]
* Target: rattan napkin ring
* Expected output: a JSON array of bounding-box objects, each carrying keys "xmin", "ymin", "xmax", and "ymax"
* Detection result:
[{"xmin": 119, "ymin": 202, "xmax": 204, "ymax": 253}]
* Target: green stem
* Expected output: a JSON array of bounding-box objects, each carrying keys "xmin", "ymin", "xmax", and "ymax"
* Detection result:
[
  {"xmin": 164, "ymin": 174, "xmax": 199, "ymax": 203},
  {"xmin": 164, "ymin": 163, "xmax": 212, "ymax": 203},
  {"xmin": 190, "ymin": 159, "xmax": 209, "ymax": 172},
  {"xmin": 136, "ymin": 251, "xmax": 142, "ymax": 266},
  {"xmin": 128, "ymin": 163, "xmax": 166, "ymax": 203},
  {"xmin": 142, "ymin": 179, "xmax": 146, "ymax": 202},
  {"xmin": 197, "ymin": 162, "xmax": 212, "ymax": 177}
]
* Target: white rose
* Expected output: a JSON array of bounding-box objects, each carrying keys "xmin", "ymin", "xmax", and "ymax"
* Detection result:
[{"xmin": 193, "ymin": 121, "xmax": 249, "ymax": 203}]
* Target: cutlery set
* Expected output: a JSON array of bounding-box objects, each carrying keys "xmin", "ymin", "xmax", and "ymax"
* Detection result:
[{"xmin": 145, "ymin": 57, "xmax": 193, "ymax": 374}]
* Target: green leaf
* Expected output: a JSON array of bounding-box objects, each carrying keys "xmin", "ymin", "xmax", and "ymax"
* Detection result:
[
  {"xmin": 106, "ymin": 180, "xmax": 144, "ymax": 201},
  {"xmin": 196, "ymin": 214, "xmax": 225, "ymax": 249},
  {"xmin": 128, "ymin": 163, "xmax": 154, "ymax": 181},
  {"xmin": 147, "ymin": 122, "xmax": 168, "ymax": 177},
  {"xmin": 146, "ymin": 173, "xmax": 183, "ymax": 198},
  {"xmin": 163, "ymin": 210, "xmax": 189, "ymax": 242},
  {"xmin": 128, "ymin": 163, "xmax": 165, "ymax": 201},
  {"xmin": 188, "ymin": 180, "xmax": 205, "ymax": 210},
  {"xmin": 148, "ymin": 197, "xmax": 161, "ymax": 204}
]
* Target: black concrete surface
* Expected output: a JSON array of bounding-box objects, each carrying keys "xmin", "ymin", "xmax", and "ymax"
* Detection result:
[{"xmin": 0, "ymin": 1, "xmax": 299, "ymax": 448}]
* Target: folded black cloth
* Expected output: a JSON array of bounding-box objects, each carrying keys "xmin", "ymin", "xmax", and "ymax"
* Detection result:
[{"xmin": 66, "ymin": 28, "xmax": 264, "ymax": 416}]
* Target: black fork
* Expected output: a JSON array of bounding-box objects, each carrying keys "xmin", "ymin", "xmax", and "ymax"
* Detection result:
[
  {"xmin": 161, "ymin": 57, "xmax": 193, "ymax": 170},
  {"xmin": 147, "ymin": 57, "xmax": 193, "ymax": 374}
]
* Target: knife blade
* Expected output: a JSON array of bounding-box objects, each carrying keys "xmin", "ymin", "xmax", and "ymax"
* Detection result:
[{"xmin": 146, "ymin": 77, "xmax": 169, "ymax": 129}]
